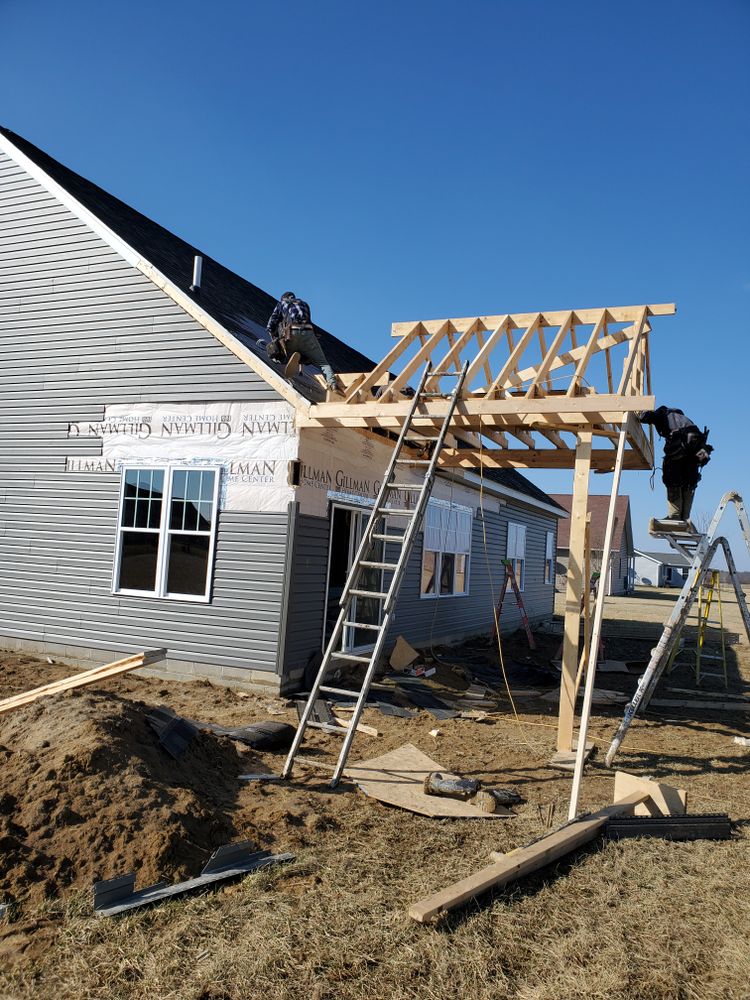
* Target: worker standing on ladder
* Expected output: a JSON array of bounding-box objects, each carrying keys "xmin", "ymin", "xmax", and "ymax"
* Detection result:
[
  {"xmin": 266, "ymin": 291, "xmax": 342, "ymax": 393},
  {"xmin": 637, "ymin": 406, "xmax": 713, "ymax": 527}
]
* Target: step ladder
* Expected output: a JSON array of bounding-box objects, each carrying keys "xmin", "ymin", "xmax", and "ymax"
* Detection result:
[
  {"xmin": 495, "ymin": 559, "xmax": 536, "ymax": 649},
  {"xmin": 283, "ymin": 360, "xmax": 470, "ymax": 787},
  {"xmin": 694, "ymin": 570, "xmax": 728, "ymax": 687},
  {"xmin": 606, "ymin": 491, "xmax": 750, "ymax": 766}
]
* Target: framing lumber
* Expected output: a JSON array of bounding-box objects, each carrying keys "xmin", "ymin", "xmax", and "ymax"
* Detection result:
[
  {"xmin": 392, "ymin": 303, "xmax": 675, "ymax": 338},
  {"xmin": 558, "ymin": 432, "xmax": 592, "ymax": 752},
  {"xmin": 568, "ymin": 420, "xmax": 629, "ymax": 818},
  {"xmin": 408, "ymin": 788, "xmax": 650, "ymax": 924},
  {"xmin": 0, "ymin": 649, "xmax": 167, "ymax": 714}
]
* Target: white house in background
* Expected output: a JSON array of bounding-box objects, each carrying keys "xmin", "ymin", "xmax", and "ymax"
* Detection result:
[{"xmin": 634, "ymin": 550, "xmax": 690, "ymax": 587}]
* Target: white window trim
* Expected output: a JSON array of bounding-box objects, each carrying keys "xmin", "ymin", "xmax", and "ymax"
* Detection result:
[
  {"xmin": 507, "ymin": 521, "xmax": 527, "ymax": 592},
  {"xmin": 420, "ymin": 500, "xmax": 472, "ymax": 600},
  {"xmin": 112, "ymin": 465, "xmax": 221, "ymax": 604}
]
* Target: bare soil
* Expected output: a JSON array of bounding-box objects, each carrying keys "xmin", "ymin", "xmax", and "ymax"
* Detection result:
[{"xmin": 1, "ymin": 588, "xmax": 749, "ymax": 999}]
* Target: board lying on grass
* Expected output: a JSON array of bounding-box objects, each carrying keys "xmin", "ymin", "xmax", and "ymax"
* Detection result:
[
  {"xmin": 408, "ymin": 771, "xmax": 687, "ymax": 923},
  {"xmin": 0, "ymin": 648, "xmax": 167, "ymax": 714}
]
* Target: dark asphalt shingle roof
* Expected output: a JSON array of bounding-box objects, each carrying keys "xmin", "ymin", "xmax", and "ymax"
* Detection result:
[{"xmin": 1, "ymin": 125, "xmax": 561, "ymax": 512}]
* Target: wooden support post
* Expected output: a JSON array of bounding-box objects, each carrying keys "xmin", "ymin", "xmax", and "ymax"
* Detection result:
[
  {"xmin": 568, "ymin": 419, "xmax": 630, "ymax": 819},
  {"xmin": 557, "ymin": 431, "xmax": 592, "ymax": 752}
]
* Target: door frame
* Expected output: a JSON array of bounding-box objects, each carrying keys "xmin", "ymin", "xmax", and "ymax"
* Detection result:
[{"xmin": 322, "ymin": 501, "xmax": 383, "ymax": 653}]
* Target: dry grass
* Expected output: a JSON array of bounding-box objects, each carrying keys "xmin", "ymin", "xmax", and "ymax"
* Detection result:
[{"xmin": 1, "ymin": 587, "xmax": 750, "ymax": 1000}]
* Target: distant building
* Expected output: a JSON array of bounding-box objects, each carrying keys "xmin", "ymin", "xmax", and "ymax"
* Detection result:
[
  {"xmin": 634, "ymin": 550, "xmax": 690, "ymax": 588},
  {"xmin": 550, "ymin": 494, "xmax": 634, "ymax": 596}
]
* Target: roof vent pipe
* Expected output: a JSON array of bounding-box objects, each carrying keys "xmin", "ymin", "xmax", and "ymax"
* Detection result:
[{"xmin": 190, "ymin": 255, "xmax": 203, "ymax": 295}]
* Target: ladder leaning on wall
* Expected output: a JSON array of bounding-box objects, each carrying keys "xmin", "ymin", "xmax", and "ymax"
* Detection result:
[
  {"xmin": 283, "ymin": 360, "xmax": 469, "ymax": 787},
  {"xmin": 606, "ymin": 490, "xmax": 750, "ymax": 766}
]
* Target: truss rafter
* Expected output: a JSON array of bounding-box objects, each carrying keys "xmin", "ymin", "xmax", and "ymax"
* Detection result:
[{"xmin": 304, "ymin": 302, "xmax": 675, "ymax": 472}]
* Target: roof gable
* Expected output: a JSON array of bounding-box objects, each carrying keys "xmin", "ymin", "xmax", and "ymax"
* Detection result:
[
  {"xmin": 0, "ymin": 125, "xmax": 376, "ymax": 407},
  {"xmin": 551, "ymin": 494, "xmax": 632, "ymax": 550}
]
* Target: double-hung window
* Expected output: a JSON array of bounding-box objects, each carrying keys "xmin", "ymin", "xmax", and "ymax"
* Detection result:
[
  {"xmin": 420, "ymin": 500, "xmax": 472, "ymax": 598},
  {"xmin": 114, "ymin": 467, "xmax": 220, "ymax": 601},
  {"xmin": 544, "ymin": 530, "xmax": 555, "ymax": 584},
  {"xmin": 507, "ymin": 522, "xmax": 526, "ymax": 591}
]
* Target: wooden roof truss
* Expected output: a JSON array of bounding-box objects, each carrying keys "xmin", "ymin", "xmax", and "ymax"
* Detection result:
[{"xmin": 300, "ymin": 303, "xmax": 675, "ymax": 472}]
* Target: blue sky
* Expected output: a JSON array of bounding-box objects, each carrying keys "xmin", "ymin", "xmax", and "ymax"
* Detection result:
[{"xmin": 3, "ymin": 0, "xmax": 749, "ymax": 563}]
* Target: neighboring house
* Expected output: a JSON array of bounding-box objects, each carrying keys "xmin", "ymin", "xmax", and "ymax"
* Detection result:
[
  {"xmin": 550, "ymin": 494, "xmax": 634, "ymax": 596},
  {"xmin": 634, "ymin": 550, "xmax": 690, "ymax": 587},
  {"xmin": 0, "ymin": 127, "xmax": 566, "ymax": 693}
]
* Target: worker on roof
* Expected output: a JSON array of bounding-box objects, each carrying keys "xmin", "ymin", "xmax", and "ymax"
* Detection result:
[
  {"xmin": 637, "ymin": 406, "xmax": 713, "ymax": 526},
  {"xmin": 266, "ymin": 292, "xmax": 341, "ymax": 393}
]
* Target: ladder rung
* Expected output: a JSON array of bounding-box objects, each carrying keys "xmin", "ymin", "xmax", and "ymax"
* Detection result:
[
  {"xmin": 350, "ymin": 589, "xmax": 388, "ymax": 599},
  {"xmin": 329, "ymin": 652, "xmax": 372, "ymax": 663},
  {"xmin": 396, "ymin": 458, "xmax": 431, "ymax": 464},
  {"xmin": 420, "ymin": 391, "xmax": 448, "ymax": 397},
  {"xmin": 320, "ymin": 686, "xmax": 364, "ymax": 698},
  {"xmin": 431, "ymin": 369, "xmax": 463, "ymax": 376},
  {"xmin": 343, "ymin": 620, "xmax": 380, "ymax": 630},
  {"xmin": 360, "ymin": 560, "xmax": 399, "ymax": 570},
  {"xmin": 372, "ymin": 533, "xmax": 405, "ymax": 542},
  {"xmin": 386, "ymin": 482, "xmax": 425, "ymax": 490},
  {"xmin": 383, "ymin": 508, "xmax": 414, "ymax": 517}
]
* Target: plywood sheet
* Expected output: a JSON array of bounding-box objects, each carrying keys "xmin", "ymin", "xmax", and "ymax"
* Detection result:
[{"xmin": 346, "ymin": 743, "xmax": 511, "ymax": 819}]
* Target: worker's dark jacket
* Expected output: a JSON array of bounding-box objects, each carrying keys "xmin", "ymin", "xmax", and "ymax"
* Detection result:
[{"xmin": 638, "ymin": 406, "xmax": 709, "ymax": 489}]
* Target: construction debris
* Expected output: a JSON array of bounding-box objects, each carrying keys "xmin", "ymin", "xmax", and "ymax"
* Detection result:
[
  {"xmin": 408, "ymin": 772, "xmax": 683, "ymax": 923},
  {"xmin": 151, "ymin": 707, "xmax": 296, "ymax": 751},
  {"xmin": 0, "ymin": 649, "xmax": 167, "ymax": 714},
  {"xmin": 345, "ymin": 744, "xmax": 512, "ymax": 819},
  {"xmin": 606, "ymin": 814, "xmax": 732, "ymax": 841},
  {"xmin": 613, "ymin": 770, "xmax": 687, "ymax": 817},
  {"xmin": 389, "ymin": 636, "xmax": 420, "ymax": 671},
  {"xmin": 93, "ymin": 844, "xmax": 294, "ymax": 917},
  {"xmin": 423, "ymin": 772, "xmax": 480, "ymax": 800}
]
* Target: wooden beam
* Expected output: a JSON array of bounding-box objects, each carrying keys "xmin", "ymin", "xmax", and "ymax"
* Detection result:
[
  {"xmin": 505, "ymin": 321, "xmax": 638, "ymax": 390},
  {"xmin": 347, "ymin": 322, "xmax": 424, "ymax": 401},
  {"xmin": 558, "ymin": 432, "xmax": 592, "ymax": 752},
  {"xmin": 436, "ymin": 447, "xmax": 645, "ymax": 471},
  {"xmin": 380, "ymin": 321, "xmax": 453, "ymax": 401},
  {"xmin": 568, "ymin": 419, "xmax": 630, "ymax": 819},
  {"xmin": 463, "ymin": 316, "xmax": 510, "ymax": 387},
  {"xmin": 299, "ymin": 395, "xmax": 656, "ymax": 433},
  {"xmin": 392, "ymin": 303, "xmax": 676, "ymax": 338},
  {"xmin": 617, "ymin": 307, "xmax": 649, "ymax": 395},
  {"xmin": 408, "ymin": 788, "xmax": 650, "ymax": 924},
  {"xmin": 525, "ymin": 312, "xmax": 574, "ymax": 398},
  {"xmin": 485, "ymin": 314, "xmax": 542, "ymax": 397},
  {"xmin": 426, "ymin": 319, "xmax": 482, "ymax": 391},
  {"xmin": 567, "ymin": 310, "xmax": 607, "ymax": 396},
  {"xmin": 0, "ymin": 649, "xmax": 167, "ymax": 714}
]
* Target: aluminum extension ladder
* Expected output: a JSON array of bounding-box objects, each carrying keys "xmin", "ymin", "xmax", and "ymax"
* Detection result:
[
  {"xmin": 283, "ymin": 360, "xmax": 469, "ymax": 787},
  {"xmin": 606, "ymin": 491, "xmax": 750, "ymax": 766}
]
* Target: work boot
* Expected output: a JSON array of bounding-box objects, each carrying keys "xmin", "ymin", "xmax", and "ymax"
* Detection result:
[{"xmin": 284, "ymin": 352, "xmax": 301, "ymax": 379}]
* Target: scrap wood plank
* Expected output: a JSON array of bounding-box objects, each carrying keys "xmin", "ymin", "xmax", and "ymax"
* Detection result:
[
  {"xmin": 613, "ymin": 770, "xmax": 687, "ymax": 817},
  {"xmin": 0, "ymin": 649, "xmax": 167, "ymax": 714},
  {"xmin": 408, "ymin": 788, "xmax": 651, "ymax": 923}
]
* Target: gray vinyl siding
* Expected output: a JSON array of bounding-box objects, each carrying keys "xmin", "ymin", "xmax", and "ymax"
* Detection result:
[
  {"xmin": 0, "ymin": 150, "xmax": 288, "ymax": 675},
  {"xmin": 282, "ymin": 512, "xmax": 330, "ymax": 681},
  {"xmin": 281, "ymin": 501, "xmax": 558, "ymax": 682},
  {"xmin": 386, "ymin": 503, "xmax": 557, "ymax": 647}
]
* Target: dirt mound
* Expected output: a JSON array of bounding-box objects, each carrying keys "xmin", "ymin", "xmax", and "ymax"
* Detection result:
[{"xmin": 0, "ymin": 688, "xmax": 245, "ymax": 904}]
